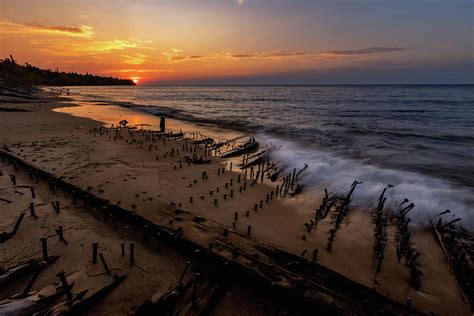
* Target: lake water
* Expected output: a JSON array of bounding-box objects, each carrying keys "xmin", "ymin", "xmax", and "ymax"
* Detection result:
[{"xmin": 66, "ymin": 85, "xmax": 474, "ymax": 227}]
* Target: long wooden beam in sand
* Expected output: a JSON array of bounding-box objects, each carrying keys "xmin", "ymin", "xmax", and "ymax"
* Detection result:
[
  {"xmin": 0, "ymin": 149, "xmax": 422, "ymax": 315},
  {"xmin": 430, "ymin": 222, "xmax": 473, "ymax": 310}
]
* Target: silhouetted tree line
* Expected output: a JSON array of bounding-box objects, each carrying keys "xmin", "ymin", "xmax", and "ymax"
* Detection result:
[{"xmin": 0, "ymin": 55, "xmax": 135, "ymax": 88}]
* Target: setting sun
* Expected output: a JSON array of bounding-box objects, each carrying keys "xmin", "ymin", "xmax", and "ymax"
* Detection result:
[{"xmin": 132, "ymin": 79, "xmax": 139, "ymax": 84}]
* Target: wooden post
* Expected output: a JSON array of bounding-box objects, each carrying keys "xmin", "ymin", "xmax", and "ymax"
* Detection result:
[
  {"xmin": 57, "ymin": 271, "xmax": 73, "ymax": 302},
  {"xmin": 178, "ymin": 261, "xmax": 191, "ymax": 287},
  {"xmin": 312, "ymin": 249, "xmax": 318, "ymax": 263},
  {"xmin": 191, "ymin": 273, "xmax": 201, "ymax": 305},
  {"xmin": 99, "ymin": 253, "xmax": 111, "ymax": 275},
  {"xmin": 92, "ymin": 242, "xmax": 98, "ymax": 264},
  {"xmin": 160, "ymin": 117, "xmax": 166, "ymax": 132},
  {"xmin": 41, "ymin": 238, "xmax": 48, "ymax": 261},
  {"xmin": 29, "ymin": 202, "xmax": 37, "ymax": 219}
]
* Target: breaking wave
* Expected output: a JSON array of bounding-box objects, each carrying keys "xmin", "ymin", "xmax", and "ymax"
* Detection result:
[{"xmin": 266, "ymin": 135, "xmax": 474, "ymax": 228}]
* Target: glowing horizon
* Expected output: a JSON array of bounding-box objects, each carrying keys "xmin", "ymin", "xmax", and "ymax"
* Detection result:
[{"xmin": 1, "ymin": 0, "xmax": 472, "ymax": 84}]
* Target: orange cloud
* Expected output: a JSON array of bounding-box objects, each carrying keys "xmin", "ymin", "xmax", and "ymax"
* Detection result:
[
  {"xmin": 0, "ymin": 20, "xmax": 94, "ymax": 37},
  {"xmin": 82, "ymin": 40, "xmax": 151, "ymax": 52},
  {"xmin": 121, "ymin": 54, "xmax": 148, "ymax": 65}
]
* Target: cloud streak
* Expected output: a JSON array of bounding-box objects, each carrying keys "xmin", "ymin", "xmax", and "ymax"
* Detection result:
[
  {"xmin": 159, "ymin": 46, "xmax": 407, "ymax": 65},
  {"xmin": 0, "ymin": 20, "xmax": 94, "ymax": 37},
  {"xmin": 83, "ymin": 39, "xmax": 151, "ymax": 52},
  {"xmin": 323, "ymin": 46, "xmax": 408, "ymax": 56},
  {"xmin": 26, "ymin": 23, "xmax": 94, "ymax": 37}
]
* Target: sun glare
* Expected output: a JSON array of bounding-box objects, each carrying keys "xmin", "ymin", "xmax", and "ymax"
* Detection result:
[{"xmin": 132, "ymin": 79, "xmax": 139, "ymax": 84}]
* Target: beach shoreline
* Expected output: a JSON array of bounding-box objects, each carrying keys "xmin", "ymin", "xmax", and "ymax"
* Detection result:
[{"xmin": 0, "ymin": 92, "xmax": 471, "ymax": 315}]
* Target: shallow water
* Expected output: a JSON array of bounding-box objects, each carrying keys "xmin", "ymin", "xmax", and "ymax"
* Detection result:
[{"xmin": 64, "ymin": 85, "xmax": 474, "ymax": 227}]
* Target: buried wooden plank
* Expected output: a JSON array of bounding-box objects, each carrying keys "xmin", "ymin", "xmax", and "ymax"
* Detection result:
[
  {"xmin": 173, "ymin": 278, "xmax": 224, "ymax": 316},
  {"xmin": 34, "ymin": 274, "xmax": 126, "ymax": 316},
  {"xmin": 0, "ymin": 256, "xmax": 60, "ymax": 287},
  {"xmin": 0, "ymin": 212, "xmax": 26, "ymax": 243},
  {"xmin": 430, "ymin": 222, "xmax": 473, "ymax": 310},
  {"xmin": 0, "ymin": 271, "xmax": 80, "ymax": 315}
]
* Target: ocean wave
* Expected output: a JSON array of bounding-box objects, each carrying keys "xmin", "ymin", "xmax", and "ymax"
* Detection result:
[{"xmin": 265, "ymin": 134, "xmax": 474, "ymax": 229}]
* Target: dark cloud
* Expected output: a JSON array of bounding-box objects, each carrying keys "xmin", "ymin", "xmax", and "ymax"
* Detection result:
[
  {"xmin": 230, "ymin": 47, "xmax": 407, "ymax": 59},
  {"xmin": 325, "ymin": 46, "xmax": 408, "ymax": 56},
  {"xmin": 170, "ymin": 55, "xmax": 186, "ymax": 61},
  {"xmin": 231, "ymin": 53, "xmax": 255, "ymax": 58}
]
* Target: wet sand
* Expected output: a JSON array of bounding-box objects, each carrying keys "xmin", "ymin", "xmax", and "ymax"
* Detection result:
[{"xmin": 0, "ymin": 96, "xmax": 471, "ymax": 315}]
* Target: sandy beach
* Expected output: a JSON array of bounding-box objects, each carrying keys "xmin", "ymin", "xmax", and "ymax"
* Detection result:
[{"xmin": 0, "ymin": 92, "xmax": 471, "ymax": 315}]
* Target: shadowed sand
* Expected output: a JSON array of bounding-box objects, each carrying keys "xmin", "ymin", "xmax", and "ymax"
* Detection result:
[{"xmin": 0, "ymin": 97, "xmax": 471, "ymax": 315}]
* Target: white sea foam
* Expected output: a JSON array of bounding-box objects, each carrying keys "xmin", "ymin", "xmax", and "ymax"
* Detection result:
[{"xmin": 264, "ymin": 134, "xmax": 474, "ymax": 229}]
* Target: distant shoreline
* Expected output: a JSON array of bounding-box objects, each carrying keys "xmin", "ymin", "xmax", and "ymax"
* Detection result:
[{"xmin": 137, "ymin": 83, "xmax": 474, "ymax": 87}]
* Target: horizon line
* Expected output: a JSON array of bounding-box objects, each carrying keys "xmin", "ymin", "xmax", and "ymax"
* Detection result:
[{"xmin": 136, "ymin": 83, "xmax": 474, "ymax": 87}]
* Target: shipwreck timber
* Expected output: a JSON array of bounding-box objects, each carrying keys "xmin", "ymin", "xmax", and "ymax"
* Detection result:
[{"xmin": 0, "ymin": 149, "xmax": 423, "ymax": 315}]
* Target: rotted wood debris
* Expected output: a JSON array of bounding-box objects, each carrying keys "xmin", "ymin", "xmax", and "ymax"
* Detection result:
[
  {"xmin": 35, "ymin": 274, "xmax": 126, "ymax": 316},
  {"xmin": 135, "ymin": 262, "xmax": 224, "ymax": 316},
  {"xmin": 326, "ymin": 181, "xmax": 361, "ymax": 251},
  {"xmin": 372, "ymin": 187, "xmax": 389, "ymax": 273},
  {"xmin": 394, "ymin": 200, "xmax": 422, "ymax": 290},
  {"xmin": 0, "ymin": 256, "xmax": 59, "ymax": 286},
  {"xmin": 219, "ymin": 136, "xmax": 259, "ymax": 158},
  {"xmin": 0, "ymin": 271, "xmax": 79, "ymax": 315}
]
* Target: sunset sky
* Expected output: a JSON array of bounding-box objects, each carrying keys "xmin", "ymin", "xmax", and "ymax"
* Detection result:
[{"xmin": 1, "ymin": 0, "xmax": 472, "ymax": 84}]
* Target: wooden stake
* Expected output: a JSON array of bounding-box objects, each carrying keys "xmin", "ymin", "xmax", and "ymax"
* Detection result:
[
  {"xmin": 41, "ymin": 238, "xmax": 48, "ymax": 261},
  {"xmin": 92, "ymin": 242, "xmax": 98, "ymax": 264},
  {"xmin": 99, "ymin": 253, "xmax": 111, "ymax": 275}
]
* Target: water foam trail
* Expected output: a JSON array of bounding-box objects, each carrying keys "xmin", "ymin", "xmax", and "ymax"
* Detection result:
[{"xmin": 264, "ymin": 134, "xmax": 474, "ymax": 229}]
